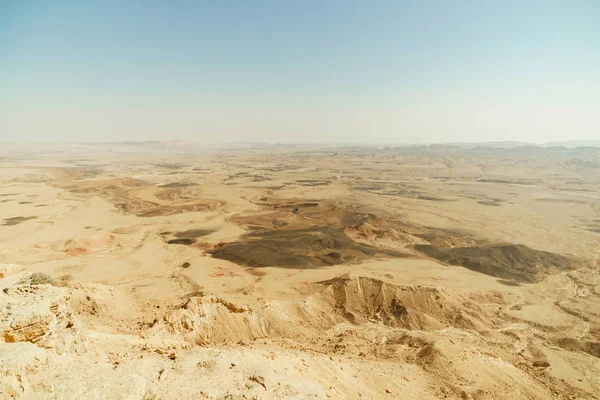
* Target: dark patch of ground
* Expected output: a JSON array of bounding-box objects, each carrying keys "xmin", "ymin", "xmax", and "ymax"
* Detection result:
[
  {"xmin": 556, "ymin": 337, "xmax": 600, "ymax": 358},
  {"xmin": 158, "ymin": 182, "xmax": 197, "ymax": 188},
  {"xmin": 262, "ymin": 185, "xmax": 287, "ymax": 190},
  {"xmin": 129, "ymin": 202, "xmax": 221, "ymax": 217},
  {"xmin": 225, "ymin": 172, "xmax": 271, "ymax": 183},
  {"xmin": 340, "ymin": 212, "xmax": 376, "ymax": 226},
  {"xmin": 414, "ymin": 244, "xmax": 571, "ymax": 283},
  {"xmin": 254, "ymin": 165, "xmax": 302, "ymax": 172},
  {"xmin": 3, "ymin": 216, "xmax": 37, "ymax": 226},
  {"xmin": 478, "ymin": 200, "xmax": 502, "ymax": 207},
  {"xmin": 476, "ymin": 178, "xmax": 537, "ymax": 185},
  {"xmin": 295, "ymin": 180, "xmax": 331, "ymax": 187},
  {"xmin": 274, "ymin": 202, "xmax": 319, "ymax": 211},
  {"xmin": 210, "ymin": 227, "xmax": 407, "ymax": 268},
  {"xmin": 167, "ymin": 238, "xmax": 196, "ymax": 245}
]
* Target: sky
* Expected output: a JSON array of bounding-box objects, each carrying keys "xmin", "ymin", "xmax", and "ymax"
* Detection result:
[{"xmin": 1, "ymin": 1, "xmax": 599, "ymax": 144}]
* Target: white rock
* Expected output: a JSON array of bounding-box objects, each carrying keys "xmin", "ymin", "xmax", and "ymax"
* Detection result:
[{"xmin": 0, "ymin": 264, "xmax": 25, "ymax": 278}]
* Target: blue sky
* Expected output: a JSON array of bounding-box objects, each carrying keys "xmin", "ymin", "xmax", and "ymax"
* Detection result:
[{"xmin": 1, "ymin": 1, "xmax": 599, "ymax": 143}]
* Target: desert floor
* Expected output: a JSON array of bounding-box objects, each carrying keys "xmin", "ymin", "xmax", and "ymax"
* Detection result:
[{"xmin": 1, "ymin": 143, "xmax": 599, "ymax": 399}]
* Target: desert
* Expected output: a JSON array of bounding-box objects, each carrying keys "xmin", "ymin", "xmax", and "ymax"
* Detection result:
[{"xmin": 0, "ymin": 142, "xmax": 599, "ymax": 399}]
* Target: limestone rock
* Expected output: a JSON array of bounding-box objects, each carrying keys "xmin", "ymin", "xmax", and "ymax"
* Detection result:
[
  {"xmin": 153, "ymin": 295, "xmax": 271, "ymax": 345},
  {"xmin": 0, "ymin": 282, "xmax": 86, "ymax": 354},
  {"xmin": 0, "ymin": 342, "xmax": 47, "ymax": 398},
  {"xmin": 0, "ymin": 264, "xmax": 25, "ymax": 278}
]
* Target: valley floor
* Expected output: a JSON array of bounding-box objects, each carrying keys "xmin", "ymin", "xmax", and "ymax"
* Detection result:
[{"xmin": 1, "ymin": 144, "xmax": 599, "ymax": 399}]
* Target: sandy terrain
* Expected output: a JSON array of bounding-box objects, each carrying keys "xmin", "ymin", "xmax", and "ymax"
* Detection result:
[{"xmin": 1, "ymin": 142, "xmax": 599, "ymax": 399}]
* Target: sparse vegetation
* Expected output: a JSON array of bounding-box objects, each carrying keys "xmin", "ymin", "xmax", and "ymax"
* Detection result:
[
  {"xmin": 17, "ymin": 272, "xmax": 56, "ymax": 286},
  {"xmin": 30, "ymin": 272, "xmax": 56, "ymax": 285},
  {"xmin": 55, "ymin": 274, "xmax": 73, "ymax": 286}
]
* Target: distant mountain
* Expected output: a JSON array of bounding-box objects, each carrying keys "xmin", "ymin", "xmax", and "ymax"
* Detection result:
[
  {"xmin": 83, "ymin": 140, "xmax": 190, "ymax": 149},
  {"xmin": 542, "ymin": 140, "xmax": 600, "ymax": 148},
  {"xmin": 443, "ymin": 141, "xmax": 533, "ymax": 149}
]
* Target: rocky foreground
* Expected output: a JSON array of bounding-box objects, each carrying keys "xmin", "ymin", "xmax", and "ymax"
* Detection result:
[{"xmin": 2, "ymin": 262, "xmax": 600, "ymax": 399}]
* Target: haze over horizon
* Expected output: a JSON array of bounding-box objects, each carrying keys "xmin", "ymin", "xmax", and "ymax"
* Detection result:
[{"xmin": 1, "ymin": 1, "xmax": 599, "ymax": 144}]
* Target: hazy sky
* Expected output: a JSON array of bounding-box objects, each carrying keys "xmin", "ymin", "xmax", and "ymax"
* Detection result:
[{"xmin": 1, "ymin": 1, "xmax": 599, "ymax": 143}]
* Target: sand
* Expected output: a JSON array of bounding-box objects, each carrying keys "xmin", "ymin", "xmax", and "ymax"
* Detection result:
[{"xmin": 1, "ymin": 142, "xmax": 600, "ymax": 399}]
